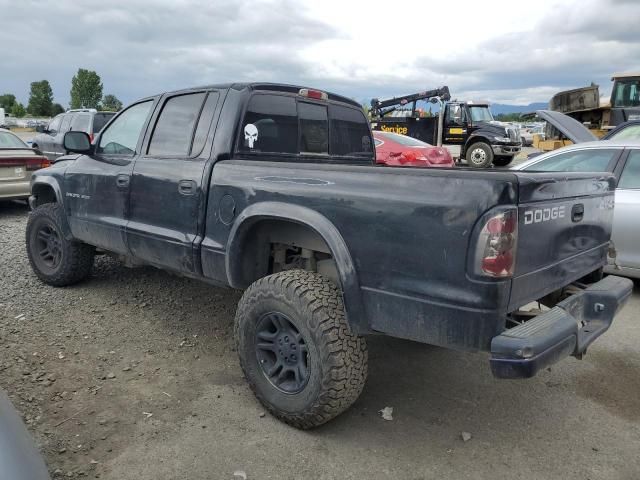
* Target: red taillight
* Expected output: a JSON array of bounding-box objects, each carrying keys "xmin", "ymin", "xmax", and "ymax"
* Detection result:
[
  {"xmin": 299, "ymin": 88, "xmax": 328, "ymax": 101},
  {"xmin": 475, "ymin": 209, "xmax": 518, "ymax": 277},
  {"xmin": 26, "ymin": 157, "xmax": 51, "ymax": 171},
  {"xmin": 0, "ymin": 156, "xmax": 50, "ymax": 170}
]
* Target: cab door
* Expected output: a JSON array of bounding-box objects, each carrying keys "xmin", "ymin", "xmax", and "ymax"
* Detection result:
[
  {"xmin": 54, "ymin": 114, "xmax": 73, "ymax": 157},
  {"xmin": 612, "ymin": 149, "xmax": 640, "ymax": 270},
  {"xmin": 38, "ymin": 114, "xmax": 63, "ymax": 161},
  {"xmin": 63, "ymin": 100, "xmax": 157, "ymax": 254},
  {"xmin": 443, "ymin": 103, "xmax": 467, "ymax": 145},
  {"xmin": 126, "ymin": 90, "xmax": 221, "ymax": 274}
]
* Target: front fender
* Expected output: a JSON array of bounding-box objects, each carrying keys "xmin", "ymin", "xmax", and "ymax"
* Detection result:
[
  {"xmin": 30, "ymin": 175, "xmax": 73, "ymax": 240},
  {"xmin": 226, "ymin": 201, "xmax": 368, "ymax": 333}
]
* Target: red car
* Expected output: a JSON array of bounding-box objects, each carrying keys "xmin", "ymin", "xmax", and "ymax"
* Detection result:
[{"xmin": 373, "ymin": 131, "xmax": 454, "ymax": 167}]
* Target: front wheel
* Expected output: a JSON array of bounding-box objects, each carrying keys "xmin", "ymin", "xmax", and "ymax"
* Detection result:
[
  {"xmin": 235, "ymin": 270, "xmax": 368, "ymax": 429},
  {"xmin": 465, "ymin": 142, "xmax": 494, "ymax": 168},
  {"xmin": 493, "ymin": 155, "xmax": 514, "ymax": 167},
  {"xmin": 26, "ymin": 203, "xmax": 95, "ymax": 286}
]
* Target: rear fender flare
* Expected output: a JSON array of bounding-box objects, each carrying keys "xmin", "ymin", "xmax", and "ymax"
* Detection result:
[{"xmin": 226, "ymin": 201, "xmax": 368, "ymax": 333}]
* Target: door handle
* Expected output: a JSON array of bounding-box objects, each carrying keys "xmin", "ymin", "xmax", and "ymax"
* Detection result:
[
  {"xmin": 571, "ymin": 203, "xmax": 584, "ymax": 223},
  {"xmin": 116, "ymin": 174, "xmax": 130, "ymax": 188},
  {"xmin": 178, "ymin": 179, "xmax": 196, "ymax": 195}
]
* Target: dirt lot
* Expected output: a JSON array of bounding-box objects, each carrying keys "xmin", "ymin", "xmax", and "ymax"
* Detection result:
[{"xmin": 1, "ymin": 200, "xmax": 639, "ymax": 480}]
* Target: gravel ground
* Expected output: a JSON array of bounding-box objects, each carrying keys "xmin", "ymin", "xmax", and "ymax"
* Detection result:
[{"xmin": 1, "ymin": 200, "xmax": 639, "ymax": 480}]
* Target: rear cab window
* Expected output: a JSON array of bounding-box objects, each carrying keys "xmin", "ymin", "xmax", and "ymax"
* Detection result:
[{"xmin": 237, "ymin": 91, "xmax": 373, "ymax": 162}]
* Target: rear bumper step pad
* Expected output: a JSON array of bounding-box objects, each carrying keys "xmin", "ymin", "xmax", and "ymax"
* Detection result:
[{"xmin": 490, "ymin": 275, "xmax": 633, "ymax": 379}]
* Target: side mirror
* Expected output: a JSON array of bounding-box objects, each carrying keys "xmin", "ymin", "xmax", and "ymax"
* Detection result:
[
  {"xmin": 35, "ymin": 125, "xmax": 45, "ymax": 133},
  {"xmin": 63, "ymin": 131, "xmax": 92, "ymax": 154}
]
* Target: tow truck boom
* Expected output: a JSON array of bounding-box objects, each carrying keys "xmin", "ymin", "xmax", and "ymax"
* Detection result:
[{"xmin": 371, "ymin": 86, "xmax": 451, "ymax": 117}]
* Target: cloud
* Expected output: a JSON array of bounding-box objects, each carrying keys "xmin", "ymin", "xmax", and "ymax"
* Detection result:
[{"xmin": 1, "ymin": 0, "xmax": 639, "ymax": 107}]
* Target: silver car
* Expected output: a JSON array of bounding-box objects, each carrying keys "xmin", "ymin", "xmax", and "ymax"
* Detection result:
[{"xmin": 514, "ymin": 140, "xmax": 640, "ymax": 278}]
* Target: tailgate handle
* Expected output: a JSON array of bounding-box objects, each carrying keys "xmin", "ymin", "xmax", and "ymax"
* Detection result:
[{"xmin": 571, "ymin": 204, "xmax": 584, "ymax": 223}]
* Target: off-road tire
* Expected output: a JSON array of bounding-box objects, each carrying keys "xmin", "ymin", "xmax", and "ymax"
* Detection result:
[
  {"xmin": 465, "ymin": 142, "xmax": 494, "ymax": 168},
  {"xmin": 493, "ymin": 155, "xmax": 513, "ymax": 167},
  {"xmin": 235, "ymin": 269, "xmax": 368, "ymax": 429},
  {"xmin": 26, "ymin": 203, "xmax": 95, "ymax": 286}
]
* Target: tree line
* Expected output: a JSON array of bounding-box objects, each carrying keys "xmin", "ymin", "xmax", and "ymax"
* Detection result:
[{"xmin": 0, "ymin": 68, "xmax": 123, "ymax": 118}]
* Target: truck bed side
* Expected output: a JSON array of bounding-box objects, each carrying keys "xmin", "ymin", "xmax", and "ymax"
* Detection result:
[{"xmin": 201, "ymin": 162, "xmax": 519, "ymax": 350}]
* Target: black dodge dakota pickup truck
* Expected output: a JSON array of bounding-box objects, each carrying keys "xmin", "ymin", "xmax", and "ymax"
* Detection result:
[{"xmin": 26, "ymin": 82, "xmax": 633, "ymax": 428}]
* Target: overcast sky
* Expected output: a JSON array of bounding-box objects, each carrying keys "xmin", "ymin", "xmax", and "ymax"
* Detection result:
[{"xmin": 2, "ymin": 0, "xmax": 639, "ymax": 108}]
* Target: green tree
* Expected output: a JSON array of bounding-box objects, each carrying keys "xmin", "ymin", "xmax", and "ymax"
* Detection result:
[
  {"xmin": 101, "ymin": 94, "xmax": 123, "ymax": 111},
  {"xmin": 0, "ymin": 93, "xmax": 17, "ymax": 111},
  {"xmin": 70, "ymin": 68, "xmax": 103, "ymax": 109},
  {"xmin": 27, "ymin": 80, "xmax": 54, "ymax": 116},
  {"xmin": 11, "ymin": 102, "xmax": 26, "ymax": 117},
  {"xmin": 51, "ymin": 103, "xmax": 65, "ymax": 115}
]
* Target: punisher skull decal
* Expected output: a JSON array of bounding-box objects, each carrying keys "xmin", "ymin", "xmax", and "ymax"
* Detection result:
[{"xmin": 244, "ymin": 123, "xmax": 258, "ymax": 148}]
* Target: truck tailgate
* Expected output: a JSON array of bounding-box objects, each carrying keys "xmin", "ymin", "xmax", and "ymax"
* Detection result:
[{"xmin": 508, "ymin": 172, "xmax": 616, "ymax": 311}]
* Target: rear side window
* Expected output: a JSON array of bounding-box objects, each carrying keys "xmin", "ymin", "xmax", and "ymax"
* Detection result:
[
  {"xmin": 329, "ymin": 104, "xmax": 372, "ymax": 157},
  {"xmin": 619, "ymin": 150, "xmax": 640, "ymax": 189},
  {"xmin": 239, "ymin": 94, "xmax": 298, "ymax": 154},
  {"xmin": 92, "ymin": 113, "xmax": 115, "ymax": 133},
  {"xmin": 148, "ymin": 93, "xmax": 206, "ymax": 157},
  {"xmin": 70, "ymin": 114, "xmax": 91, "ymax": 133},
  {"xmin": 525, "ymin": 149, "xmax": 619, "ymax": 172}
]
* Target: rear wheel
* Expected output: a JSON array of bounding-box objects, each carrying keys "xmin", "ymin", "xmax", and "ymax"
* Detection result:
[
  {"xmin": 26, "ymin": 203, "xmax": 95, "ymax": 286},
  {"xmin": 465, "ymin": 142, "xmax": 493, "ymax": 168},
  {"xmin": 235, "ymin": 269, "xmax": 368, "ymax": 429},
  {"xmin": 493, "ymin": 156, "xmax": 513, "ymax": 167}
]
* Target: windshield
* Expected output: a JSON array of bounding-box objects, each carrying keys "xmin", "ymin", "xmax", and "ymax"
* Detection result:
[
  {"xmin": 469, "ymin": 106, "xmax": 494, "ymax": 123},
  {"xmin": 0, "ymin": 131, "xmax": 27, "ymax": 148},
  {"xmin": 376, "ymin": 131, "xmax": 430, "ymax": 146},
  {"xmin": 612, "ymin": 78, "xmax": 640, "ymax": 108}
]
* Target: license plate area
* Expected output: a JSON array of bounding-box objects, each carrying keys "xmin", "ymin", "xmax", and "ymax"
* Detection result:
[{"xmin": 0, "ymin": 166, "xmax": 26, "ymax": 179}]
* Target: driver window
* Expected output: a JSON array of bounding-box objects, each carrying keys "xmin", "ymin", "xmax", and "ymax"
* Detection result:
[
  {"xmin": 48, "ymin": 115, "xmax": 63, "ymax": 133},
  {"xmin": 98, "ymin": 101, "xmax": 153, "ymax": 155},
  {"xmin": 446, "ymin": 105, "xmax": 463, "ymax": 125}
]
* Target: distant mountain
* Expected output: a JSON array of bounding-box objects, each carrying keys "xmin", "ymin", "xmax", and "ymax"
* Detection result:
[{"xmin": 490, "ymin": 102, "xmax": 548, "ymax": 115}]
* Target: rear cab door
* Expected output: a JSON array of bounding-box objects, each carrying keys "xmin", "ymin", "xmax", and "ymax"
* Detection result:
[{"xmin": 126, "ymin": 89, "xmax": 222, "ymax": 274}]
